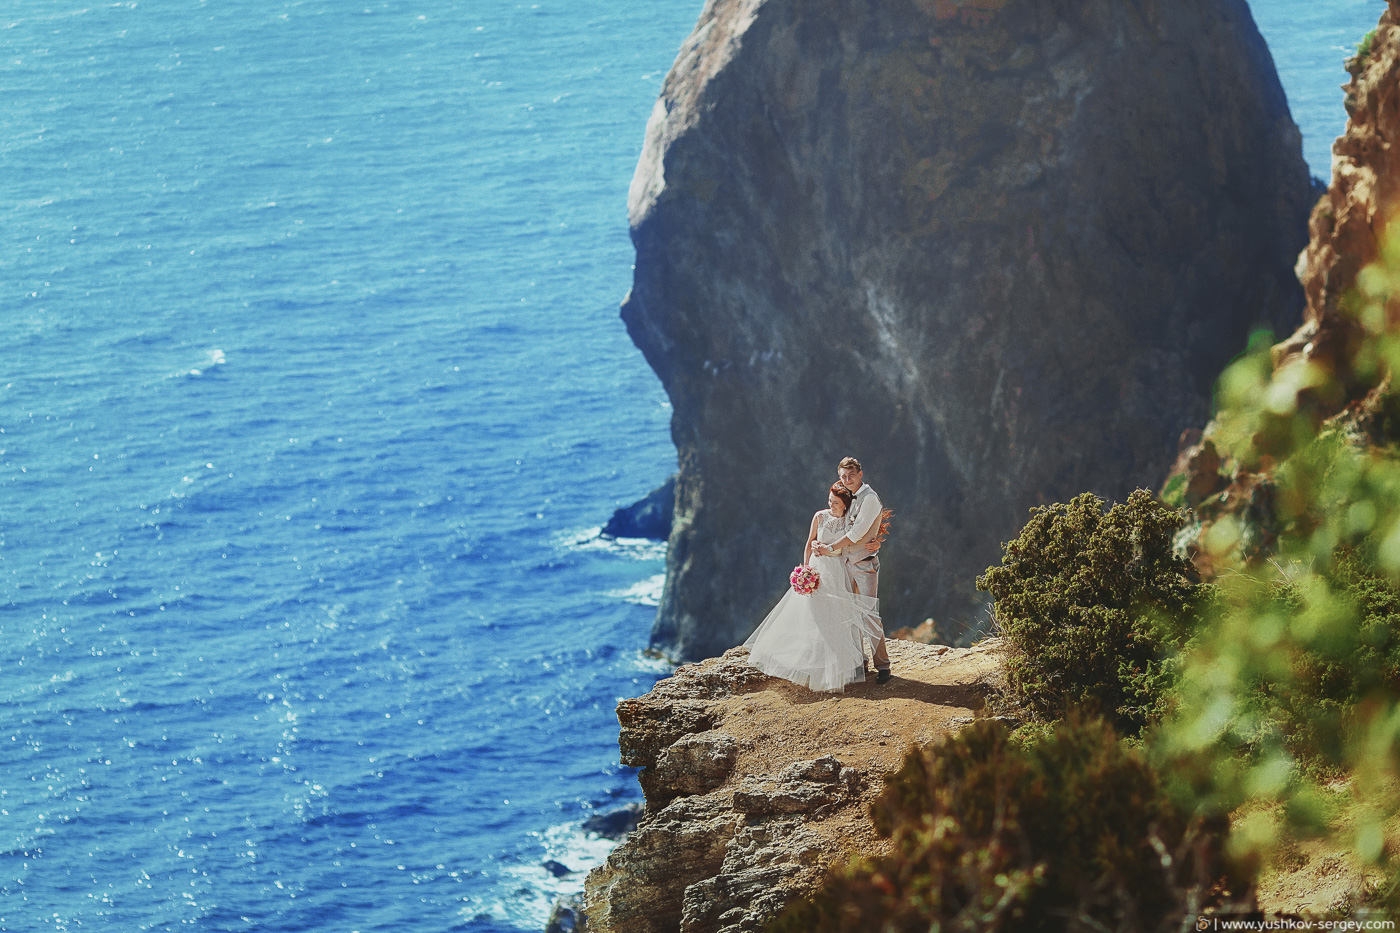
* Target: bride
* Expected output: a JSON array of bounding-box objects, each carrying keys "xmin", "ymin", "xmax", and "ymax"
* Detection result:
[{"xmin": 743, "ymin": 482, "xmax": 883, "ymax": 692}]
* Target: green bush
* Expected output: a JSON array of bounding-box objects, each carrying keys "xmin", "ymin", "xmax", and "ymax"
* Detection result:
[
  {"xmin": 1158, "ymin": 222, "xmax": 1400, "ymax": 910},
  {"xmin": 977, "ymin": 490, "xmax": 1212, "ymax": 732},
  {"xmin": 769, "ymin": 719, "xmax": 1242, "ymax": 933},
  {"xmin": 1353, "ymin": 28, "xmax": 1377, "ymax": 69},
  {"xmin": 1252, "ymin": 548, "xmax": 1400, "ymax": 770}
]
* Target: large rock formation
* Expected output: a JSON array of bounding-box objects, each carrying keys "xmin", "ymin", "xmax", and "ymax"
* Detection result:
[
  {"xmin": 623, "ymin": 0, "xmax": 1317, "ymax": 659},
  {"xmin": 582, "ymin": 639, "xmax": 1006, "ymax": 933}
]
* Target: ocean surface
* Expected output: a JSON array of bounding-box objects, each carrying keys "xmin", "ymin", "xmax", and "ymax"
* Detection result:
[{"xmin": 0, "ymin": 1, "xmax": 1382, "ymax": 930}]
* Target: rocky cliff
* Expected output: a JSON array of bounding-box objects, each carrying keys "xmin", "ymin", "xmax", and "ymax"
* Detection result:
[
  {"xmin": 581, "ymin": 639, "xmax": 1005, "ymax": 933},
  {"xmin": 623, "ymin": 0, "xmax": 1317, "ymax": 660},
  {"xmin": 1167, "ymin": 0, "xmax": 1400, "ymax": 556},
  {"xmin": 1271, "ymin": 0, "xmax": 1400, "ymax": 393}
]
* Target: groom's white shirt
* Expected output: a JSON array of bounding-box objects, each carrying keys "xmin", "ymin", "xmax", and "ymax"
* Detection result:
[{"xmin": 842, "ymin": 483, "xmax": 882, "ymax": 555}]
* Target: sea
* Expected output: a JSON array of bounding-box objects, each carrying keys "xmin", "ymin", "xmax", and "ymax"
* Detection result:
[{"xmin": 0, "ymin": 1, "xmax": 1381, "ymax": 930}]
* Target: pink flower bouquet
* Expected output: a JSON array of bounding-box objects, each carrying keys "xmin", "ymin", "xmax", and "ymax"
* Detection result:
[{"xmin": 790, "ymin": 564, "xmax": 820, "ymax": 595}]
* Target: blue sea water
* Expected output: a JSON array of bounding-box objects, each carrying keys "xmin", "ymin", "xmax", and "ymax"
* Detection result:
[{"xmin": 0, "ymin": 1, "xmax": 1383, "ymax": 931}]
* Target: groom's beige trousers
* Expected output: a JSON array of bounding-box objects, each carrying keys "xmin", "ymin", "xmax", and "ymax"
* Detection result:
[{"xmin": 850, "ymin": 554, "xmax": 889, "ymax": 671}]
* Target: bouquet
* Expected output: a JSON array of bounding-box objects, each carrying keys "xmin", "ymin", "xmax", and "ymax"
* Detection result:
[{"xmin": 790, "ymin": 564, "xmax": 820, "ymax": 595}]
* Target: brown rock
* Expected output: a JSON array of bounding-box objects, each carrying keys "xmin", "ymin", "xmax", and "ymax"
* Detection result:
[
  {"xmin": 1179, "ymin": 439, "xmax": 1228, "ymax": 508},
  {"xmin": 645, "ymin": 730, "xmax": 740, "ymax": 801},
  {"xmin": 617, "ymin": 698, "xmax": 717, "ymax": 769},
  {"xmin": 726, "ymin": 755, "xmax": 846, "ymax": 818},
  {"xmin": 618, "ymin": 649, "xmax": 771, "ymax": 776},
  {"xmin": 584, "ymin": 792, "xmax": 741, "ymax": 933},
  {"xmin": 583, "ymin": 639, "xmax": 1006, "ymax": 933},
  {"xmin": 890, "ymin": 618, "xmax": 941, "ymax": 644},
  {"xmin": 776, "ymin": 755, "xmax": 841, "ymax": 783},
  {"xmin": 730, "ymin": 779, "xmax": 842, "ymax": 817},
  {"xmin": 680, "ymin": 863, "xmax": 809, "ymax": 933},
  {"xmin": 1275, "ymin": 0, "xmax": 1400, "ymax": 399}
]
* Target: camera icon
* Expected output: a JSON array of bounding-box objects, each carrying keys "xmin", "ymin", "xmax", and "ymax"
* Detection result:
[{"xmin": 1196, "ymin": 919, "xmax": 1211, "ymax": 932}]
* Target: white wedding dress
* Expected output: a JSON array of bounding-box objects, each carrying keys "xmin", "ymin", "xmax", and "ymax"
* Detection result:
[{"xmin": 743, "ymin": 509, "xmax": 883, "ymax": 692}]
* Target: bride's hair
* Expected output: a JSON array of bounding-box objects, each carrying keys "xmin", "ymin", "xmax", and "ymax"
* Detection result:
[{"xmin": 829, "ymin": 482, "xmax": 854, "ymax": 514}]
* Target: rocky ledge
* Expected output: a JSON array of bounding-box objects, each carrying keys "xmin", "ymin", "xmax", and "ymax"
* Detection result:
[{"xmin": 581, "ymin": 638, "xmax": 1006, "ymax": 933}]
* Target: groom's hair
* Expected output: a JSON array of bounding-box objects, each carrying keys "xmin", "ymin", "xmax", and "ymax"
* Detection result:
[{"xmin": 838, "ymin": 456, "xmax": 862, "ymax": 473}]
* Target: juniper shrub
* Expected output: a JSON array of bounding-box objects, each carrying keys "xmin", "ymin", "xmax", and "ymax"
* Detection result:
[
  {"xmin": 768, "ymin": 718, "xmax": 1242, "ymax": 933},
  {"xmin": 976, "ymin": 489, "xmax": 1212, "ymax": 732}
]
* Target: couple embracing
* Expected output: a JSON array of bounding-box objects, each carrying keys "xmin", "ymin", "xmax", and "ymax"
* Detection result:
[{"xmin": 743, "ymin": 457, "xmax": 891, "ymax": 692}]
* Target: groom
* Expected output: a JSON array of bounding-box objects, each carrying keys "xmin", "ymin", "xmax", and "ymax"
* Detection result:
[{"xmin": 813, "ymin": 456, "xmax": 890, "ymax": 683}]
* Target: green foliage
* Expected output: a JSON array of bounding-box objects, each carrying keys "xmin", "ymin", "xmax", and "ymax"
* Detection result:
[
  {"xmin": 1161, "ymin": 473, "xmax": 1187, "ymax": 509},
  {"xmin": 977, "ymin": 489, "xmax": 1211, "ymax": 732},
  {"xmin": 1159, "ymin": 223, "xmax": 1400, "ymax": 911},
  {"xmin": 1252, "ymin": 550, "xmax": 1400, "ymax": 770},
  {"xmin": 1354, "ymin": 28, "xmax": 1377, "ymax": 68},
  {"xmin": 769, "ymin": 719, "xmax": 1241, "ymax": 933}
]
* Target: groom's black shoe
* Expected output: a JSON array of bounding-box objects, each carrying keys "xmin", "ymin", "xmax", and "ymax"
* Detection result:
[{"xmin": 876, "ymin": 668, "xmax": 892, "ymax": 684}]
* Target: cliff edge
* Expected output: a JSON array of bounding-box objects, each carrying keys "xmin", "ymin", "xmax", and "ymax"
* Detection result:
[
  {"xmin": 581, "ymin": 639, "xmax": 1005, "ymax": 933},
  {"xmin": 624, "ymin": 0, "xmax": 1317, "ymax": 660},
  {"xmin": 1272, "ymin": 0, "xmax": 1400, "ymax": 393},
  {"xmin": 1168, "ymin": 0, "xmax": 1400, "ymax": 560}
]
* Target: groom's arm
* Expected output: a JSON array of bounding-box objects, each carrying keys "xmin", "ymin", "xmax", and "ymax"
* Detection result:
[
  {"xmin": 843, "ymin": 491, "xmax": 882, "ymax": 546},
  {"xmin": 817, "ymin": 492, "xmax": 882, "ymax": 554}
]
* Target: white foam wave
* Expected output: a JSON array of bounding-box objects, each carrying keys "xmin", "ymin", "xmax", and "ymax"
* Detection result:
[
  {"xmin": 560, "ymin": 527, "xmax": 666, "ymax": 561},
  {"xmin": 607, "ymin": 573, "xmax": 664, "ymax": 607},
  {"xmin": 472, "ymin": 819, "xmax": 626, "ymax": 930},
  {"xmin": 629, "ymin": 651, "xmax": 675, "ymax": 674},
  {"xmin": 184, "ymin": 348, "xmax": 226, "ymax": 377}
]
